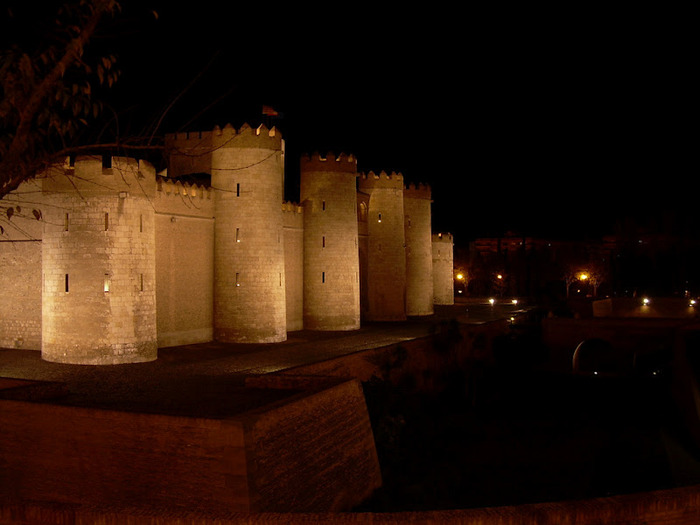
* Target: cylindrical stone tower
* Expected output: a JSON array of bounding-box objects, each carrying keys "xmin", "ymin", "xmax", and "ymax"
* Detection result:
[
  {"xmin": 41, "ymin": 156, "xmax": 157, "ymax": 364},
  {"xmin": 300, "ymin": 152, "xmax": 360, "ymax": 330},
  {"xmin": 432, "ymin": 232, "xmax": 454, "ymax": 305},
  {"xmin": 358, "ymin": 171, "xmax": 406, "ymax": 321},
  {"xmin": 404, "ymin": 183, "xmax": 434, "ymax": 316},
  {"xmin": 211, "ymin": 123, "xmax": 286, "ymax": 343}
]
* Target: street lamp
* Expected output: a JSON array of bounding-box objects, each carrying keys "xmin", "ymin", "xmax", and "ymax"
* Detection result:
[{"xmin": 455, "ymin": 272, "xmax": 466, "ymax": 295}]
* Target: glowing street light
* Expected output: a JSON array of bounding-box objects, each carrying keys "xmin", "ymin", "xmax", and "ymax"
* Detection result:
[
  {"xmin": 643, "ymin": 297, "xmax": 650, "ymax": 306},
  {"xmin": 455, "ymin": 272, "xmax": 466, "ymax": 295},
  {"xmin": 489, "ymin": 298, "xmax": 495, "ymax": 305}
]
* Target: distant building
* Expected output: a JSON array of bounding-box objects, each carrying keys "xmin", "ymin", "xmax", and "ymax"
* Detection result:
[{"xmin": 465, "ymin": 226, "xmax": 700, "ymax": 299}]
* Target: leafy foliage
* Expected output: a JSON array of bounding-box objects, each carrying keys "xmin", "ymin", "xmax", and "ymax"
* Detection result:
[{"xmin": 0, "ymin": 0, "xmax": 120, "ymax": 200}]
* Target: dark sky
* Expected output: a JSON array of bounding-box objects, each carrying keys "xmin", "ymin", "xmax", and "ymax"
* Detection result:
[{"xmin": 98, "ymin": 2, "xmax": 692, "ymax": 245}]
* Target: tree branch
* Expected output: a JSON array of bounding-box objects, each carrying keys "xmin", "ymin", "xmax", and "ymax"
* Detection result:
[{"xmin": 0, "ymin": 1, "xmax": 117, "ymax": 198}]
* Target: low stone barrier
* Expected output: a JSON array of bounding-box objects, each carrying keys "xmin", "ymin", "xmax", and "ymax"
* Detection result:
[
  {"xmin": 3, "ymin": 484, "xmax": 700, "ymax": 524},
  {"xmin": 0, "ymin": 376, "xmax": 380, "ymax": 514}
]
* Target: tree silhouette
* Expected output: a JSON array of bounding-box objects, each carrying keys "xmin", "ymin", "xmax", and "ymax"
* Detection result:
[{"xmin": 0, "ymin": 0, "xmax": 123, "ymax": 201}]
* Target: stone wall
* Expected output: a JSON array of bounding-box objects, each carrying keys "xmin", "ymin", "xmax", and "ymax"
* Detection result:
[
  {"xmin": 300, "ymin": 153, "xmax": 360, "ymax": 330},
  {"xmin": 0, "ymin": 396, "xmax": 250, "ymax": 513},
  {"xmin": 210, "ymin": 124, "xmax": 286, "ymax": 343},
  {"xmin": 154, "ymin": 177, "xmax": 214, "ymax": 347},
  {"xmin": 0, "ymin": 180, "xmax": 43, "ymax": 350},
  {"xmin": 359, "ymin": 172, "xmax": 407, "ymax": 321},
  {"xmin": 4, "ymin": 485, "xmax": 700, "ymax": 524},
  {"xmin": 275, "ymin": 320, "xmax": 507, "ymax": 393},
  {"xmin": 0, "ymin": 376, "xmax": 380, "ymax": 514},
  {"xmin": 283, "ymin": 202, "xmax": 304, "ymax": 331},
  {"xmin": 0, "ymin": 124, "xmax": 447, "ymax": 355},
  {"xmin": 240, "ymin": 376, "xmax": 381, "ymax": 511},
  {"xmin": 404, "ymin": 183, "xmax": 433, "ymax": 316},
  {"xmin": 432, "ymin": 232, "xmax": 454, "ymax": 305},
  {"xmin": 40, "ymin": 157, "xmax": 157, "ymax": 364}
]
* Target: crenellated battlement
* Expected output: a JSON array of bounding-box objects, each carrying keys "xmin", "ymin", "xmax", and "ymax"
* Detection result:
[
  {"xmin": 282, "ymin": 201, "xmax": 303, "ymax": 231},
  {"xmin": 358, "ymin": 170, "xmax": 404, "ymax": 190},
  {"xmin": 166, "ymin": 123, "xmax": 283, "ymax": 156},
  {"xmin": 404, "ymin": 182, "xmax": 432, "ymax": 200},
  {"xmin": 165, "ymin": 129, "xmax": 214, "ymax": 148},
  {"xmin": 41, "ymin": 155, "xmax": 156, "ymax": 196},
  {"xmin": 1, "ymin": 96, "xmax": 452, "ymax": 360},
  {"xmin": 211, "ymin": 122, "xmax": 282, "ymax": 150},
  {"xmin": 432, "ymin": 232, "xmax": 453, "ymax": 243},
  {"xmin": 282, "ymin": 201, "xmax": 303, "ymax": 214},
  {"xmin": 300, "ymin": 152, "xmax": 357, "ymax": 174},
  {"xmin": 156, "ymin": 175, "xmax": 212, "ymax": 200},
  {"xmin": 63, "ymin": 155, "xmax": 154, "ymax": 176}
]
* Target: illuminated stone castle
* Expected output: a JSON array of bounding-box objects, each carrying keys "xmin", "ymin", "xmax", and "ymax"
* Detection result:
[{"xmin": 0, "ymin": 123, "xmax": 453, "ymax": 364}]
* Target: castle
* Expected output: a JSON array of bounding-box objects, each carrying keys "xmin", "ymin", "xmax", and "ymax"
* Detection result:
[{"xmin": 0, "ymin": 123, "xmax": 453, "ymax": 364}]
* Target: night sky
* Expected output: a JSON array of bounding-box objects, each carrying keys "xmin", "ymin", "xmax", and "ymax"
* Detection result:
[{"xmin": 92, "ymin": 2, "xmax": 692, "ymax": 245}]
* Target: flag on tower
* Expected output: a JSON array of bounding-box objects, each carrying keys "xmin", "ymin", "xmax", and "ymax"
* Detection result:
[{"xmin": 262, "ymin": 105, "xmax": 279, "ymax": 116}]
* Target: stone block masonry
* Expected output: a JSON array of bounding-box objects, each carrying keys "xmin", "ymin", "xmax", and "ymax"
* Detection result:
[
  {"xmin": 0, "ymin": 376, "xmax": 381, "ymax": 513},
  {"xmin": 432, "ymin": 232, "xmax": 454, "ymax": 305},
  {"xmin": 211, "ymin": 124, "xmax": 286, "ymax": 343},
  {"xmin": 155, "ymin": 177, "xmax": 214, "ymax": 347},
  {"xmin": 300, "ymin": 152, "xmax": 361, "ymax": 331},
  {"xmin": 359, "ymin": 171, "xmax": 407, "ymax": 321},
  {"xmin": 0, "ymin": 122, "xmax": 454, "ymax": 362},
  {"xmin": 0, "ymin": 180, "xmax": 43, "ymax": 350},
  {"xmin": 283, "ymin": 201, "xmax": 304, "ymax": 331},
  {"xmin": 40, "ymin": 156, "xmax": 157, "ymax": 364},
  {"xmin": 404, "ymin": 183, "xmax": 434, "ymax": 316}
]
